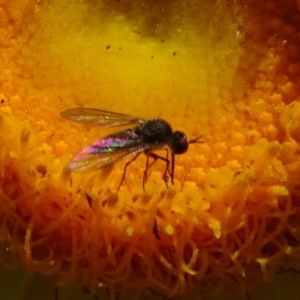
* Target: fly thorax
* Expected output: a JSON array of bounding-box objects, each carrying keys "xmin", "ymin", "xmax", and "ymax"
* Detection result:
[{"xmin": 134, "ymin": 118, "xmax": 173, "ymax": 144}]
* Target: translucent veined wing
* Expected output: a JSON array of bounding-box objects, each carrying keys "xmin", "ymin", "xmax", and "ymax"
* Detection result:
[
  {"xmin": 60, "ymin": 108, "xmax": 145, "ymax": 127},
  {"xmin": 69, "ymin": 129, "xmax": 151, "ymax": 172}
]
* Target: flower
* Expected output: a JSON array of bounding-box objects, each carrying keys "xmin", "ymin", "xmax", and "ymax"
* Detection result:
[{"xmin": 1, "ymin": 1, "xmax": 300, "ymax": 299}]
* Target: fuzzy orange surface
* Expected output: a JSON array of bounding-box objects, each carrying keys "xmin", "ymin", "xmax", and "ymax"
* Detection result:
[{"xmin": 1, "ymin": 0, "xmax": 300, "ymax": 299}]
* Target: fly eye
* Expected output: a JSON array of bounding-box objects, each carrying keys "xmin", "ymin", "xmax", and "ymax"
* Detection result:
[{"xmin": 170, "ymin": 131, "xmax": 188, "ymax": 154}]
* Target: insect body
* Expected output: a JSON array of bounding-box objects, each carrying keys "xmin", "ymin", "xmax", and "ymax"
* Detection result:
[{"xmin": 61, "ymin": 108, "xmax": 202, "ymax": 191}]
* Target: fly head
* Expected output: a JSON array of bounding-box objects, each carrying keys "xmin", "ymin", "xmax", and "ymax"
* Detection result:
[{"xmin": 169, "ymin": 131, "xmax": 189, "ymax": 154}]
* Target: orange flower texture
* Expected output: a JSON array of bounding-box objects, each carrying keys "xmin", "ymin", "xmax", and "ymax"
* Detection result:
[{"xmin": 1, "ymin": 0, "xmax": 300, "ymax": 299}]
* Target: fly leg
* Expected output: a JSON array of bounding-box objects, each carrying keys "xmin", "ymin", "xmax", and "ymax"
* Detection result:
[
  {"xmin": 144, "ymin": 150, "xmax": 172, "ymax": 189},
  {"xmin": 142, "ymin": 153, "xmax": 162, "ymax": 190},
  {"xmin": 162, "ymin": 148, "xmax": 172, "ymax": 184},
  {"xmin": 117, "ymin": 153, "xmax": 141, "ymax": 192},
  {"xmin": 143, "ymin": 151, "xmax": 173, "ymax": 240}
]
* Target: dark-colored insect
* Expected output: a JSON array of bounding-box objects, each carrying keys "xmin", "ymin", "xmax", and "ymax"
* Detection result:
[{"xmin": 61, "ymin": 108, "xmax": 202, "ymax": 191}]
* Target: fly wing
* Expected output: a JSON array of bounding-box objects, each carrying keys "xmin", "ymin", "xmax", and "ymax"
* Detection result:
[
  {"xmin": 68, "ymin": 130, "xmax": 150, "ymax": 172},
  {"xmin": 61, "ymin": 108, "xmax": 145, "ymax": 127}
]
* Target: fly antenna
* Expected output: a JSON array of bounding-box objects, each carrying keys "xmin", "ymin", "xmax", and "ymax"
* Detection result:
[{"xmin": 189, "ymin": 135, "xmax": 203, "ymax": 144}]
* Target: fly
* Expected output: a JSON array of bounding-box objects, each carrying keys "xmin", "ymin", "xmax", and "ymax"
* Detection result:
[{"xmin": 61, "ymin": 108, "xmax": 202, "ymax": 191}]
